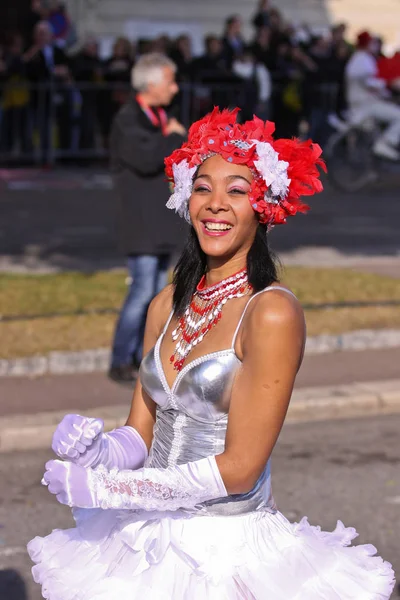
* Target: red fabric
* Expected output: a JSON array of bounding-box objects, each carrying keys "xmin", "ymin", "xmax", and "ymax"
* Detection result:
[
  {"xmin": 165, "ymin": 107, "xmax": 326, "ymax": 226},
  {"xmin": 357, "ymin": 31, "xmax": 372, "ymax": 48},
  {"xmin": 136, "ymin": 95, "xmax": 168, "ymax": 136},
  {"xmin": 378, "ymin": 54, "xmax": 400, "ymax": 83}
]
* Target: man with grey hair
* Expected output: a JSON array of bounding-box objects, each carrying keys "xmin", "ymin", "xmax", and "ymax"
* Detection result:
[{"xmin": 109, "ymin": 52, "xmax": 186, "ymax": 384}]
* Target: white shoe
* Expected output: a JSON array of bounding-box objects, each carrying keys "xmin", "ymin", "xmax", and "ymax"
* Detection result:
[{"xmin": 373, "ymin": 140, "xmax": 400, "ymax": 161}]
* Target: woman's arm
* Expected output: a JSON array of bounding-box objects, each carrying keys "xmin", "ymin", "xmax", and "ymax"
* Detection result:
[
  {"xmin": 216, "ymin": 289, "xmax": 305, "ymax": 494},
  {"xmin": 44, "ymin": 289, "xmax": 305, "ymax": 511}
]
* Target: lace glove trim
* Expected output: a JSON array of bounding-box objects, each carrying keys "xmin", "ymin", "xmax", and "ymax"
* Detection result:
[{"xmin": 89, "ymin": 456, "xmax": 227, "ymax": 512}]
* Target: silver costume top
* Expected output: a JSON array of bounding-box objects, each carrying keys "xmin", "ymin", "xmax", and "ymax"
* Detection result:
[{"xmin": 140, "ymin": 286, "xmax": 296, "ymax": 516}]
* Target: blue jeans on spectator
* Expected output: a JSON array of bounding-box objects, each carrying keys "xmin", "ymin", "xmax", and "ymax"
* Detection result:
[{"xmin": 111, "ymin": 254, "xmax": 169, "ymax": 368}]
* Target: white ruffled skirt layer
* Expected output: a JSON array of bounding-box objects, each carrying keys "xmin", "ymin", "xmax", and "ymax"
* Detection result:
[{"xmin": 28, "ymin": 507, "xmax": 395, "ymax": 599}]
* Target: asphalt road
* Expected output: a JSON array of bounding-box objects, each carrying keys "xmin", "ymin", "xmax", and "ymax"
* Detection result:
[
  {"xmin": 0, "ymin": 414, "xmax": 398, "ymax": 599},
  {"xmin": 0, "ymin": 170, "xmax": 400, "ymax": 272}
]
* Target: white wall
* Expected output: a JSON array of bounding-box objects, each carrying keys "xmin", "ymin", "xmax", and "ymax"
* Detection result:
[
  {"xmin": 69, "ymin": 0, "xmax": 331, "ymax": 53},
  {"xmin": 67, "ymin": 0, "xmax": 400, "ymax": 56}
]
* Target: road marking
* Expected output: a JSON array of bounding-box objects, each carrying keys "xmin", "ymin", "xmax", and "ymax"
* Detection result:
[
  {"xmin": 385, "ymin": 496, "xmax": 400, "ymax": 504},
  {"xmin": 0, "ymin": 546, "xmax": 26, "ymax": 558}
]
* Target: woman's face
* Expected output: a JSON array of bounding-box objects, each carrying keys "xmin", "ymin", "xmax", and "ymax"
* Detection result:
[{"xmin": 189, "ymin": 155, "xmax": 259, "ymax": 262}]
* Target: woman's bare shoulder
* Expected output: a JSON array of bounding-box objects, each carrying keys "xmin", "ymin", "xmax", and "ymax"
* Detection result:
[
  {"xmin": 252, "ymin": 285, "xmax": 303, "ymax": 320},
  {"xmin": 241, "ymin": 285, "xmax": 305, "ymax": 351}
]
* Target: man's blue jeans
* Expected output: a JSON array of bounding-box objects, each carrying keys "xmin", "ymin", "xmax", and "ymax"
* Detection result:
[{"xmin": 111, "ymin": 254, "xmax": 169, "ymax": 368}]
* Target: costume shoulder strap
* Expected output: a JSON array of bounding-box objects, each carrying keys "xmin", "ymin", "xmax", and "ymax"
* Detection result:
[{"xmin": 231, "ymin": 286, "xmax": 297, "ymax": 350}]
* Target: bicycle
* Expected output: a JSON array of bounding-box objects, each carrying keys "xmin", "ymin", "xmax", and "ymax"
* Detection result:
[{"xmin": 324, "ymin": 115, "xmax": 400, "ymax": 192}]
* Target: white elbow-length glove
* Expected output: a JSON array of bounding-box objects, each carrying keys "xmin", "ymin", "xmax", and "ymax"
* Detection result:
[
  {"xmin": 42, "ymin": 456, "xmax": 228, "ymax": 512},
  {"xmin": 51, "ymin": 414, "xmax": 148, "ymax": 470}
]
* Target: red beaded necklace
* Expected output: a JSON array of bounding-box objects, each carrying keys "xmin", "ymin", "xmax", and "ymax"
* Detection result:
[{"xmin": 170, "ymin": 268, "xmax": 252, "ymax": 371}]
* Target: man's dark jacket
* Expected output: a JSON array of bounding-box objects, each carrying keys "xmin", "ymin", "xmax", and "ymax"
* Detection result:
[
  {"xmin": 110, "ymin": 97, "xmax": 186, "ymax": 256},
  {"xmin": 26, "ymin": 46, "xmax": 69, "ymax": 83}
]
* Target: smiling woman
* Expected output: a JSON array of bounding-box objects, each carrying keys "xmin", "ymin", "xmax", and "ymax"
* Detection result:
[
  {"xmin": 171, "ymin": 152, "xmax": 280, "ymax": 354},
  {"xmin": 28, "ymin": 108, "xmax": 395, "ymax": 600},
  {"xmin": 192, "ymin": 158, "xmax": 257, "ymax": 247}
]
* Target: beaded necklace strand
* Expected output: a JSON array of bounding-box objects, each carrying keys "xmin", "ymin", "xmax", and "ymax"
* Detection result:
[{"xmin": 170, "ymin": 269, "xmax": 252, "ymax": 371}]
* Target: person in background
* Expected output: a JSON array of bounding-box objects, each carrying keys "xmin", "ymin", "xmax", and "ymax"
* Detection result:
[
  {"xmin": 268, "ymin": 40, "xmax": 301, "ymax": 137},
  {"xmin": 47, "ymin": 1, "xmax": 76, "ymax": 49},
  {"xmin": 0, "ymin": 45, "xmax": 5, "ymax": 82},
  {"xmin": 168, "ymin": 35, "xmax": 193, "ymax": 123},
  {"xmin": 169, "ymin": 35, "xmax": 193, "ymax": 82},
  {"xmin": 152, "ymin": 35, "xmax": 173, "ymax": 56},
  {"xmin": 105, "ymin": 36, "xmax": 133, "ymax": 86},
  {"xmin": 191, "ymin": 35, "xmax": 226, "ymax": 78},
  {"xmin": 222, "ymin": 15, "xmax": 245, "ymax": 69},
  {"xmin": 377, "ymin": 49, "xmax": 400, "ymax": 94},
  {"xmin": 99, "ymin": 37, "xmax": 133, "ymax": 147},
  {"xmin": 0, "ymin": 33, "xmax": 32, "ymax": 156},
  {"xmin": 72, "ymin": 36, "xmax": 102, "ymax": 151},
  {"xmin": 22, "ymin": 0, "xmax": 47, "ymax": 48},
  {"xmin": 372, "ymin": 36, "xmax": 385, "ymax": 60},
  {"xmin": 24, "ymin": 20, "xmax": 71, "ymax": 163},
  {"xmin": 329, "ymin": 33, "xmax": 351, "ymax": 118},
  {"xmin": 345, "ymin": 30, "xmax": 400, "ymax": 160},
  {"xmin": 250, "ymin": 26, "xmax": 273, "ymax": 70},
  {"xmin": 191, "ymin": 34, "xmax": 237, "ymax": 117},
  {"xmin": 267, "ymin": 7, "xmax": 285, "ymax": 51},
  {"xmin": 136, "ymin": 38, "xmax": 154, "ymax": 57},
  {"xmin": 330, "ymin": 22, "xmax": 351, "ymax": 55},
  {"xmin": 232, "ymin": 48, "xmax": 272, "ymax": 121},
  {"xmin": 303, "ymin": 35, "xmax": 340, "ymax": 143},
  {"xmin": 252, "ymin": 0, "xmax": 271, "ymax": 31},
  {"xmin": 0, "ymin": 46, "xmax": 7, "ymax": 139},
  {"xmin": 108, "ymin": 52, "xmax": 187, "ymax": 384}
]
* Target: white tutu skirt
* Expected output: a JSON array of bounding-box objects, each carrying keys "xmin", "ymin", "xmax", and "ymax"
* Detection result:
[{"xmin": 28, "ymin": 507, "xmax": 395, "ymax": 599}]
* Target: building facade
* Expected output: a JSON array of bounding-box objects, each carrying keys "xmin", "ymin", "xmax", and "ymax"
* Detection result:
[{"xmin": 67, "ymin": 0, "xmax": 400, "ymax": 54}]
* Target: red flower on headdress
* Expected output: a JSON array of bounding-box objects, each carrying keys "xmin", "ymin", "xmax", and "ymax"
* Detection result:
[{"xmin": 165, "ymin": 108, "xmax": 326, "ymax": 226}]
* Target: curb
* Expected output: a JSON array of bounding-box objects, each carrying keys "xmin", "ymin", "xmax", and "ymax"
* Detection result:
[
  {"xmin": 286, "ymin": 378, "xmax": 400, "ymax": 423},
  {"xmin": 1, "ymin": 329, "xmax": 400, "ymax": 379},
  {"xmin": 305, "ymin": 328, "xmax": 400, "ymax": 354},
  {"xmin": 0, "ymin": 348, "xmax": 110, "ymax": 378},
  {"xmin": 1, "ymin": 379, "xmax": 399, "ymax": 453}
]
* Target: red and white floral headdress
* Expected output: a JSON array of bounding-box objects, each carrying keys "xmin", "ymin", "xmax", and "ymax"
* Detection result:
[{"xmin": 164, "ymin": 107, "xmax": 326, "ymax": 227}]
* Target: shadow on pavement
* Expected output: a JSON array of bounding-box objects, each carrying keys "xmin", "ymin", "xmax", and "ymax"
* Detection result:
[
  {"xmin": 0, "ymin": 169, "xmax": 400, "ymax": 273},
  {"xmin": 0, "ymin": 569, "xmax": 28, "ymax": 600}
]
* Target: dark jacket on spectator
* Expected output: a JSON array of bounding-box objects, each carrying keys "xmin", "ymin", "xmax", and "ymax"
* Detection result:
[
  {"xmin": 191, "ymin": 53, "xmax": 228, "ymax": 81},
  {"xmin": 103, "ymin": 56, "xmax": 132, "ymax": 85},
  {"xmin": 221, "ymin": 36, "xmax": 245, "ymax": 69},
  {"xmin": 26, "ymin": 46, "xmax": 69, "ymax": 83},
  {"xmin": 110, "ymin": 96, "xmax": 187, "ymax": 256},
  {"xmin": 22, "ymin": 9, "xmax": 42, "ymax": 47},
  {"xmin": 72, "ymin": 51, "xmax": 102, "ymax": 82},
  {"xmin": 253, "ymin": 11, "xmax": 270, "ymax": 30}
]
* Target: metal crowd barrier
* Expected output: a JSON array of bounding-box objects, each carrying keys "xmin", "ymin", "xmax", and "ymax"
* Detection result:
[{"xmin": 0, "ymin": 81, "xmax": 339, "ymax": 165}]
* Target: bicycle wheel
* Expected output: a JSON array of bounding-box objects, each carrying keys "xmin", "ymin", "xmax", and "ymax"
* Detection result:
[{"xmin": 325, "ymin": 126, "xmax": 378, "ymax": 192}]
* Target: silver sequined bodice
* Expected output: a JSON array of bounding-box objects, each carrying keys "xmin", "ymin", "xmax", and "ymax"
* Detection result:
[{"xmin": 139, "ymin": 288, "xmax": 293, "ymax": 516}]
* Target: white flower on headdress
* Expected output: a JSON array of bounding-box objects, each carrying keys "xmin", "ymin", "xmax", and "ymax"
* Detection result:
[
  {"xmin": 166, "ymin": 159, "xmax": 197, "ymax": 222},
  {"xmin": 252, "ymin": 140, "xmax": 291, "ymax": 200}
]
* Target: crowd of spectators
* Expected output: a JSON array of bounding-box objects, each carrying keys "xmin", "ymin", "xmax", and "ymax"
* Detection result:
[{"xmin": 0, "ymin": 0, "xmax": 381, "ymax": 164}]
